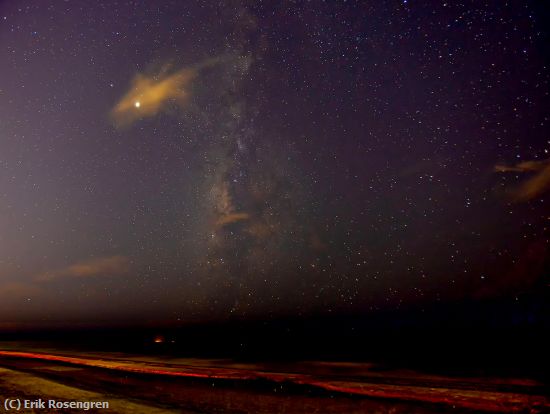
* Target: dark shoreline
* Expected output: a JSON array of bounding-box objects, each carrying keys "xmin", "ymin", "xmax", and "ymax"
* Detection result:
[
  {"xmin": 1, "ymin": 311, "xmax": 547, "ymax": 381},
  {"xmin": 1, "ymin": 348, "xmax": 548, "ymax": 413}
]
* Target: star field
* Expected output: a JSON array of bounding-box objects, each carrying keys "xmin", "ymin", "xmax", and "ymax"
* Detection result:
[{"xmin": 0, "ymin": 0, "xmax": 548, "ymax": 326}]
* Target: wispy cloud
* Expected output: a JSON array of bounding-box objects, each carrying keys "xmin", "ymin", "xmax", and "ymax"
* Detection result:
[
  {"xmin": 111, "ymin": 57, "xmax": 227, "ymax": 127},
  {"xmin": 495, "ymin": 158, "xmax": 550, "ymax": 202},
  {"xmin": 111, "ymin": 67, "xmax": 196, "ymax": 127},
  {"xmin": 36, "ymin": 255, "xmax": 131, "ymax": 282},
  {"xmin": 0, "ymin": 282, "xmax": 42, "ymax": 299},
  {"xmin": 216, "ymin": 212, "xmax": 250, "ymax": 227}
]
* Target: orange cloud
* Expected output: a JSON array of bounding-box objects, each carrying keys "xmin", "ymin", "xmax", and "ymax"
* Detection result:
[
  {"xmin": 216, "ymin": 212, "xmax": 250, "ymax": 227},
  {"xmin": 495, "ymin": 158, "xmax": 550, "ymax": 202},
  {"xmin": 111, "ymin": 67, "xmax": 197, "ymax": 127},
  {"xmin": 111, "ymin": 56, "xmax": 228, "ymax": 127},
  {"xmin": 0, "ymin": 282, "xmax": 42, "ymax": 299},
  {"xmin": 36, "ymin": 255, "xmax": 131, "ymax": 282}
]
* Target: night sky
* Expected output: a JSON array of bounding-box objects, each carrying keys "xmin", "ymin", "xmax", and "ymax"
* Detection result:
[{"xmin": 0, "ymin": 1, "xmax": 549, "ymax": 327}]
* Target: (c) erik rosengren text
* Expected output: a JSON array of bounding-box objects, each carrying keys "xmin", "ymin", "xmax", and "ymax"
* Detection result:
[{"xmin": 3, "ymin": 398, "xmax": 109, "ymax": 411}]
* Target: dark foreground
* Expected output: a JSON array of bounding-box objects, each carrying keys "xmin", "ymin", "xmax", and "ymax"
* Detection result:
[{"xmin": 0, "ymin": 347, "xmax": 548, "ymax": 413}]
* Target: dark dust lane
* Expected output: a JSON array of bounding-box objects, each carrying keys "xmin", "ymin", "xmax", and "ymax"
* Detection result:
[{"xmin": 0, "ymin": 351, "xmax": 548, "ymax": 413}]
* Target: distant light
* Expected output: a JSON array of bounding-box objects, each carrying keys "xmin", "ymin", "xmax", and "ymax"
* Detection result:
[
  {"xmin": 134, "ymin": 101, "xmax": 141, "ymax": 108},
  {"xmin": 154, "ymin": 335, "xmax": 164, "ymax": 343}
]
